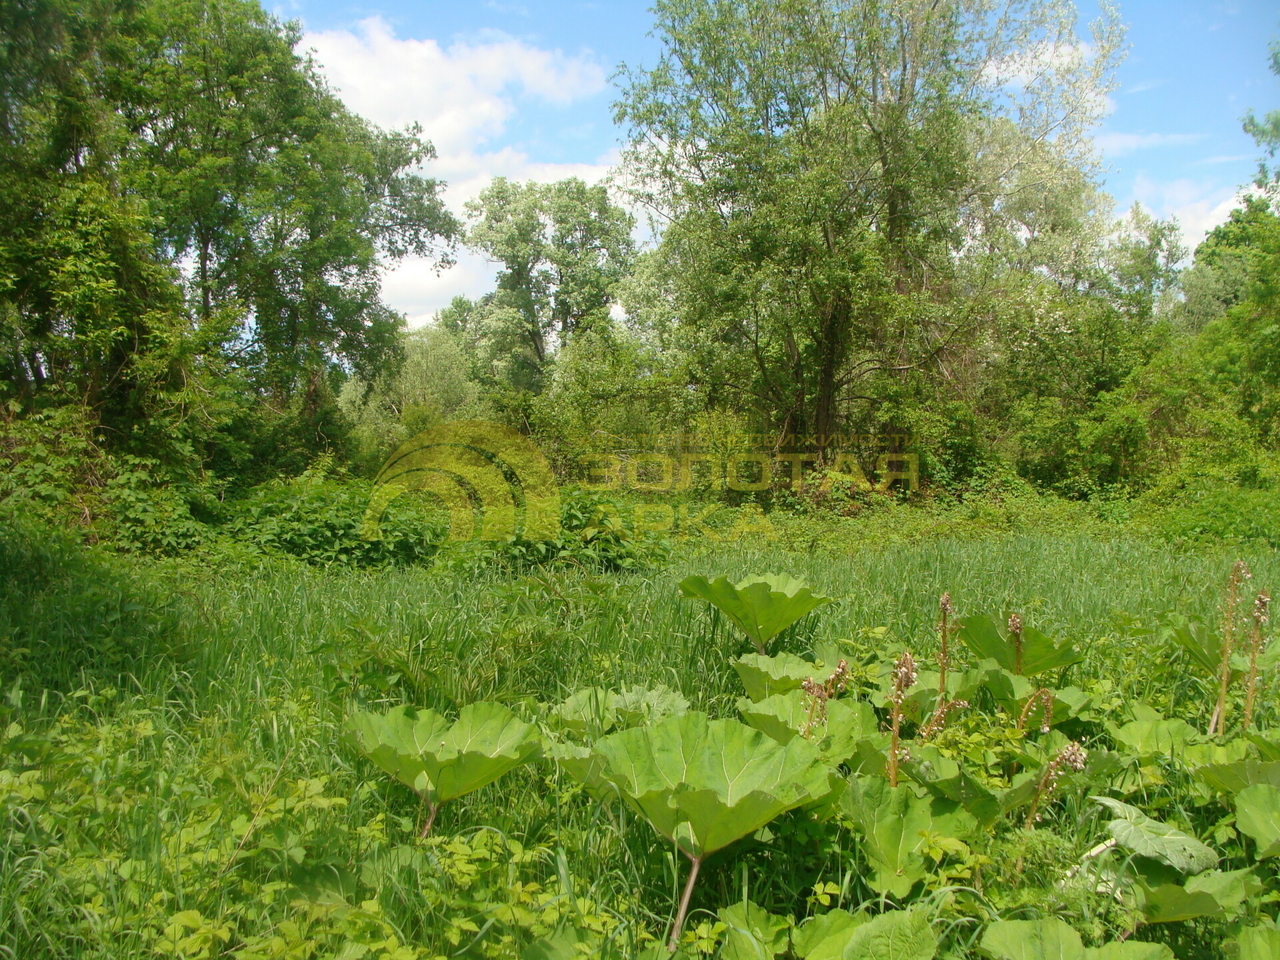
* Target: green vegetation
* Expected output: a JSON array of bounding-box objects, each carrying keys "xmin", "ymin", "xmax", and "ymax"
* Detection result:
[
  {"xmin": 3, "ymin": 0, "xmax": 1280, "ymax": 955},
  {"xmin": 3, "ymin": 520, "xmax": 1280, "ymax": 957}
]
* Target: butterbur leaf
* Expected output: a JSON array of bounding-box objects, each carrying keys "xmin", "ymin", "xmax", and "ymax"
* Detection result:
[
  {"xmin": 843, "ymin": 909, "xmax": 936, "ymax": 960},
  {"xmin": 791, "ymin": 910, "xmax": 860, "ymax": 959},
  {"xmin": 1110, "ymin": 719, "xmax": 1198, "ymax": 758},
  {"xmin": 613, "ymin": 684, "xmax": 689, "ymax": 727},
  {"xmin": 980, "ymin": 919, "xmax": 1173, "ymax": 959},
  {"xmin": 735, "ymin": 652, "xmax": 821, "ymax": 702},
  {"xmin": 737, "ymin": 692, "xmax": 881, "ymax": 764},
  {"xmin": 1195, "ymin": 760, "xmax": 1280, "ymax": 795},
  {"xmin": 346, "ymin": 703, "xmax": 540, "ymax": 807},
  {"xmin": 590, "ymin": 712, "xmax": 834, "ymax": 859},
  {"xmin": 680, "ymin": 574, "xmax": 833, "ymax": 652},
  {"xmin": 1236, "ymin": 784, "xmax": 1280, "ymax": 857},
  {"xmin": 718, "ymin": 900, "xmax": 790, "ymax": 960},
  {"xmin": 1139, "ymin": 884, "xmax": 1222, "ymax": 923},
  {"xmin": 842, "ymin": 778, "xmax": 936, "ymax": 898},
  {"xmin": 547, "ymin": 687, "xmax": 617, "ymax": 739},
  {"xmin": 345, "ymin": 705, "xmax": 450, "ymax": 796},
  {"xmin": 957, "ymin": 615, "xmax": 1081, "ymax": 676},
  {"xmin": 1236, "ymin": 924, "xmax": 1280, "ymax": 960},
  {"xmin": 1162, "ymin": 616, "xmax": 1226, "ymax": 678},
  {"xmin": 1184, "ymin": 867, "xmax": 1262, "ymax": 916},
  {"xmin": 1092, "ymin": 797, "xmax": 1218, "ymax": 874}
]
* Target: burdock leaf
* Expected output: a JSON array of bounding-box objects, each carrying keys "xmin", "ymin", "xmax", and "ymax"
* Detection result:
[
  {"xmin": 345, "ymin": 705, "xmax": 450, "ymax": 797},
  {"xmin": 346, "ymin": 703, "xmax": 540, "ymax": 806},
  {"xmin": 735, "ymin": 652, "xmax": 821, "ymax": 702},
  {"xmin": 590, "ymin": 712, "xmax": 833, "ymax": 859},
  {"xmin": 1236, "ymin": 784, "xmax": 1280, "ymax": 858},
  {"xmin": 680, "ymin": 574, "xmax": 833, "ymax": 650},
  {"xmin": 979, "ymin": 918, "xmax": 1173, "ymax": 959},
  {"xmin": 957, "ymin": 615, "xmax": 1081, "ymax": 676},
  {"xmin": 1092, "ymin": 797, "xmax": 1218, "ymax": 874}
]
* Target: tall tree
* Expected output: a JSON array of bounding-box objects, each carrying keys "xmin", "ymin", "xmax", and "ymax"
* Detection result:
[
  {"xmin": 115, "ymin": 0, "xmax": 459, "ymax": 396},
  {"xmin": 463, "ymin": 177, "xmax": 635, "ymax": 391},
  {"xmin": 616, "ymin": 0, "xmax": 1123, "ymax": 442}
]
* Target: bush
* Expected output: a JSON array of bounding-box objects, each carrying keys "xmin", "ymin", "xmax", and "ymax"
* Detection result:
[
  {"xmin": 0, "ymin": 515, "xmax": 180, "ymax": 689},
  {"xmin": 226, "ymin": 477, "xmax": 446, "ymax": 567}
]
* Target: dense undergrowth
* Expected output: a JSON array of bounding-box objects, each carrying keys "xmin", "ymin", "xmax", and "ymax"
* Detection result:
[{"xmin": 2, "ymin": 514, "xmax": 1280, "ymax": 958}]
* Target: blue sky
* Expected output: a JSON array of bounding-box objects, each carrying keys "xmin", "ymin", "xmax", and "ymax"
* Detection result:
[{"xmin": 280, "ymin": 0, "xmax": 1280, "ymax": 324}]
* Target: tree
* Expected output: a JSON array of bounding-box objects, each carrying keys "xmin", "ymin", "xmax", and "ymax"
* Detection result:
[
  {"xmin": 463, "ymin": 177, "xmax": 635, "ymax": 392},
  {"xmin": 615, "ymin": 0, "xmax": 1123, "ymax": 443},
  {"xmin": 115, "ymin": 0, "xmax": 458, "ymax": 396}
]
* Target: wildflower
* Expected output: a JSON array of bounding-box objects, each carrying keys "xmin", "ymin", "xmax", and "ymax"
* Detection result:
[{"xmin": 892, "ymin": 651, "xmax": 918, "ymax": 700}]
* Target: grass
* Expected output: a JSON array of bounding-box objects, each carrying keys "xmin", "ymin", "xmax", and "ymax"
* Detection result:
[{"xmin": 2, "ymin": 520, "xmax": 1279, "ymax": 957}]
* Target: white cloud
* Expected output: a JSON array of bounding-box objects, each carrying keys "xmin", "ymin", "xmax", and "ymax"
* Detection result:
[
  {"xmin": 305, "ymin": 18, "xmax": 620, "ymax": 322},
  {"xmin": 1095, "ymin": 132, "xmax": 1205, "ymax": 156},
  {"xmin": 1130, "ymin": 173, "xmax": 1246, "ymax": 253}
]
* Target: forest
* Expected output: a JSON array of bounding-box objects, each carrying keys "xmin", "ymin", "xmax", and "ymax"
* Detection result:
[{"xmin": 3, "ymin": 0, "xmax": 1280, "ymax": 956}]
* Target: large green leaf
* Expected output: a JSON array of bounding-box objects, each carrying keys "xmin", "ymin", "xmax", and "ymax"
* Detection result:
[
  {"xmin": 738, "ymin": 692, "xmax": 881, "ymax": 764},
  {"xmin": 842, "ymin": 778, "xmax": 938, "ymax": 898},
  {"xmin": 718, "ymin": 900, "xmax": 791, "ymax": 960},
  {"xmin": 345, "ymin": 705, "xmax": 450, "ymax": 796},
  {"xmin": 1236, "ymin": 924, "xmax": 1280, "ymax": 960},
  {"xmin": 843, "ymin": 909, "xmax": 937, "ymax": 960},
  {"xmin": 1236, "ymin": 784, "xmax": 1280, "ymax": 857},
  {"xmin": 590, "ymin": 712, "xmax": 834, "ymax": 859},
  {"xmin": 791, "ymin": 911, "xmax": 860, "ymax": 959},
  {"xmin": 1163, "ymin": 616, "xmax": 1225, "ymax": 677},
  {"xmin": 794, "ymin": 908, "xmax": 935, "ymax": 960},
  {"xmin": 1194, "ymin": 760, "xmax": 1280, "ymax": 795},
  {"xmin": 980, "ymin": 919, "xmax": 1173, "ymax": 959},
  {"xmin": 1138, "ymin": 884, "xmax": 1222, "ymax": 923},
  {"xmin": 1092, "ymin": 797, "xmax": 1218, "ymax": 874},
  {"xmin": 346, "ymin": 702, "xmax": 541, "ymax": 806},
  {"xmin": 735, "ymin": 652, "xmax": 822, "ymax": 702},
  {"xmin": 956, "ymin": 615, "xmax": 1081, "ymax": 676},
  {"xmin": 680, "ymin": 574, "xmax": 833, "ymax": 651},
  {"xmin": 1111, "ymin": 720, "xmax": 1198, "ymax": 759}
]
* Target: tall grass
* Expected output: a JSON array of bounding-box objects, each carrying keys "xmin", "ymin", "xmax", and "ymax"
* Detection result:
[{"xmin": 2, "ymin": 523, "xmax": 1278, "ymax": 957}]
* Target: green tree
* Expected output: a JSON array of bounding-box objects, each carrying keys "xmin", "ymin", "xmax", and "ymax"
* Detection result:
[
  {"xmin": 115, "ymin": 0, "xmax": 458, "ymax": 396},
  {"xmin": 463, "ymin": 177, "xmax": 635, "ymax": 393},
  {"xmin": 615, "ymin": 0, "xmax": 1123, "ymax": 442}
]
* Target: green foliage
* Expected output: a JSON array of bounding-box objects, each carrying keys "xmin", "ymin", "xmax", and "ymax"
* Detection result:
[
  {"xmin": 227, "ymin": 475, "xmax": 444, "ymax": 567},
  {"xmin": 0, "ymin": 516, "xmax": 180, "ymax": 689},
  {"xmin": 980, "ymin": 919, "xmax": 1173, "ymax": 959},
  {"xmin": 345, "ymin": 702, "xmax": 541, "ymax": 833},
  {"xmin": 956, "ymin": 615, "xmax": 1083, "ymax": 676},
  {"xmin": 679, "ymin": 574, "xmax": 834, "ymax": 654}
]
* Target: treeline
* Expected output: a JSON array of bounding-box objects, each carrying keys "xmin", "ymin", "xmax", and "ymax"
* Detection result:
[{"xmin": 2, "ymin": 0, "xmax": 1280, "ymax": 553}]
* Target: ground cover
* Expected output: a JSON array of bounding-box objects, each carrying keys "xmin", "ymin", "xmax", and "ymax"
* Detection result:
[{"xmin": 2, "ymin": 524, "xmax": 1280, "ymax": 958}]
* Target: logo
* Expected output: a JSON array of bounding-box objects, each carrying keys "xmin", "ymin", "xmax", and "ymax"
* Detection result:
[{"xmin": 361, "ymin": 420, "xmax": 560, "ymax": 542}]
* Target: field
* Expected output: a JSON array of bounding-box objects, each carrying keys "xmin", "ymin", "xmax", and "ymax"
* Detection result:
[{"xmin": 4, "ymin": 524, "xmax": 1280, "ymax": 959}]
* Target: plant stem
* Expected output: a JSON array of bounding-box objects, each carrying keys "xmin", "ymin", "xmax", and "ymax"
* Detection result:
[
  {"xmin": 1244, "ymin": 593, "xmax": 1270, "ymax": 731},
  {"xmin": 420, "ymin": 801, "xmax": 440, "ymax": 838},
  {"xmin": 1211, "ymin": 562, "xmax": 1249, "ymax": 736},
  {"xmin": 668, "ymin": 853, "xmax": 702, "ymax": 953},
  {"xmin": 888, "ymin": 703, "xmax": 901, "ymax": 788}
]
